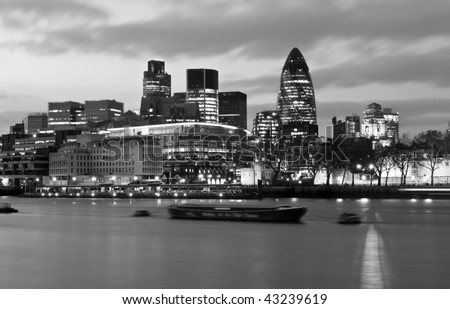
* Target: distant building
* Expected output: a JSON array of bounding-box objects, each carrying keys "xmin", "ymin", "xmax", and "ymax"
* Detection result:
[
  {"xmin": 48, "ymin": 101, "xmax": 85, "ymax": 129},
  {"xmin": 252, "ymin": 111, "xmax": 281, "ymax": 144},
  {"xmin": 277, "ymin": 47, "xmax": 318, "ymax": 138},
  {"xmin": 382, "ymin": 108, "xmax": 399, "ymax": 144},
  {"xmin": 10, "ymin": 122, "xmax": 25, "ymax": 136},
  {"xmin": 361, "ymin": 103, "xmax": 398, "ymax": 145},
  {"xmin": 186, "ymin": 69, "xmax": 219, "ymax": 123},
  {"xmin": 84, "ymin": 100, "xmax": 124, "ymax": 122},
  {"xmin": 173, "ymin": 92, "xmax": 186, "ymax": 104},
  {"xmin": 332, "ymin": 114, "xmax": 360, "ymax": 138},
  {"xmin": 24, "ymin": 113, "xmax": 48, "ymax": 134},
  {"xmin": 218, "ymin": 91, "xmax": 247, "ymax": 129},
  {"xmin": 140, "ymin": 96, "xmax": 199, "ymax": 123},
  {"xmin": 143, "ymin": 60, "xmax": 171, "ymax": 98}
]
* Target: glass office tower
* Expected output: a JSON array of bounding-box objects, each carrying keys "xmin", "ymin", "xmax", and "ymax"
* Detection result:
[
  {"xmin": 277, "ymin": 48, "xmax": 317, "ymax": 137},
  {"xmin": 143, "ymin": 60, "xmax": 171, "ymax": 98},
  {"xmin": 186, "ymin": 69, "xmax": 219, "ymax": 123}
]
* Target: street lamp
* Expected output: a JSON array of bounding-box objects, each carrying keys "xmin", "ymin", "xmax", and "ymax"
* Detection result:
[{"xmin": 369, "ymin": 164, "xmax": 374, "ymax": 186}]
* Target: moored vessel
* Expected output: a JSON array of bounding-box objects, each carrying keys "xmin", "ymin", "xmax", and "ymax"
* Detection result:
[
  {"xmin": 0, "ymin": 203, "xmax": 19, "ymax": 214},
  {"xmin": 167, "ymin": 204, "xmax": 307, "ymax": 222}
]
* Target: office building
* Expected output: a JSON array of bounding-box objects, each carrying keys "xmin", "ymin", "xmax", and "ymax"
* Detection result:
[
  {"xmin": 252, "ymin": 111, "xmax": 281, "ymax": 144},
  {"xmin": 332, "ymin": 114, "xmax": 360, "ymax": 138},
  {"xmin": 143, "ymin": 60, "xmax": 171, "ymax": 98},
  {"xmin": 84, "ymin": 100, "xmax": 124, "ymax": 122},
  {"xmin": 48, "ymin": 101, "xmax": 85, "ymax": 129},
  {"xmin": 383, "ymin": 108, "xmax": 399, "ymax": 144},
  {"xmin": 277, "ymin": 47, "xmax": 317, "ymax": 138},
  {"xmin": 24, "ymin": 113, "xmax": 48, "ymax": 134},
  {"xmin": 186, "ymin": 69, "xmax": 219, "ymax": 123},
  {"xmin": 218, "ymin": 91, "xmax": 247, "ymax": 129}
]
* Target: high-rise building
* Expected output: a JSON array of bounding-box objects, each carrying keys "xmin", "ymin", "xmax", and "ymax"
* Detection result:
[
  {"xmin": 277, "ymin": 47, "xmax": 317, "ymax": 138},
  {"xmin": 24, "ymin": 113, "xmax": 48, "ymax": 134},
  {"xmin": 186, "ymin": 69, "xmax": 219, "ymax": 123},
  {"xmin": 252, "ymin": 111, "xmax": 281, "ymax": 144},
  {"xmin": 143, "ymin": 60, "xmax": 171, "ymax": 98},
  {"xmin": 48, "ymin": 101, "xmax": 85, "ymax": 129},
  {"xmin": 218, "ymin": 91, "xmax": 247, "ymax": 129},
  {"xmin": 84, "ymin": 100, "xmax": 124, "ymax": 122}
]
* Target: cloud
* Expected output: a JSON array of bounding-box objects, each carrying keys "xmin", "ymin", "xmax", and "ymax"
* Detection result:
[
  {"xmin": 2, "ymin": 0, "xmax": 450, "ymax": 61},
  {"xmin": 314, "ymin": 45, "xmax": 450, "ymax": 89},
  {"xmin": 0, "ymin": 0, "xmax": 108, "ymax": 30}
]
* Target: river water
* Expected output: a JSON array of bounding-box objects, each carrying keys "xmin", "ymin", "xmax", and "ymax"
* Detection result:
[{"xmin": 1, "ymin": 196, "xmax": 449, "ymax": 289}]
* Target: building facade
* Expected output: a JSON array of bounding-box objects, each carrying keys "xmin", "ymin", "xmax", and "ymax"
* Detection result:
[
  {"xmin": 277, "ymin": 47, "xmax": 317, "ymax": 138},
  {"xmin": 24, "ymin": 113, "xmax": 48, "ymax": 134},
  {"xmin": 186, "ymin": 69, "xmax": 219, "ymax": 123},
  {"xmin": 332, "ymin": 114, "xmax": 361, "ymax": 138},
  {"xmin": 361, "ymin": 103, "xmax": 399, "ymax": 145},
  {"xmin": 143, "ymin": 60, "xmax": 171, "ymax": 98},
  {"xmin": 83, "ymin": 100, "xmax": 124, "ymax": 123},
  {"xmin": 252, "ymin": 110, "xmax": 281, "ymax": 144},
  {"xmin": 48, "ymin": 101, "xmax": 85, "ymax": 129},
  {"xmin": 218, "ymin": 91, "xmax": 247, "ymax": 129}
]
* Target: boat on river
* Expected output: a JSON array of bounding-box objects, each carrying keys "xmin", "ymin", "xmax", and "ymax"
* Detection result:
[
  {"xmin": 338, "ymin": 212, "xmax": 361, "ymax": 224},
  {"xmin": 167, "ymin": 204, "xmax": 307, "ymax": 222},
  {"xmin": 0, "ymin": 203, "xmax": 19, "ymax": 214}
]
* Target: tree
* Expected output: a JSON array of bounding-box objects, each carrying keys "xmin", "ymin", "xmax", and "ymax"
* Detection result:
[
  {"xmin": 371, "ymin": 146, "xmax": 396, "ymax": 186},
  {"xmin": 392, "ymin": 144, "xmax": 414, "ymax": 186},
  {"xmin": 413, "ymin": 130, "xmax": 447, "ymax": 185}
]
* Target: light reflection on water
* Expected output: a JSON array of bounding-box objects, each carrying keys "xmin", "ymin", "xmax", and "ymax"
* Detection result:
[
  {"xmin": 360, "ymin": 225, "xmax": 389, "ymax": 288},
  {"xmin": 0, "ymin": 196, "xmax": 450, "ymax": 288}
]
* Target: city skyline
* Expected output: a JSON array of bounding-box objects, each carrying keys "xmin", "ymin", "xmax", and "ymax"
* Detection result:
[{"xmin": 1, "ymin": 0, "xmax": 450, "ymax": 136}]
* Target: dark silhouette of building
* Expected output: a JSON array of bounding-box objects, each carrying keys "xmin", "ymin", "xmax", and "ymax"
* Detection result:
[
  {"xmin": 277, "ymin": 48, "xmax": 317, "ymax": 138},
  {"xmin": 218, "ymin": 91, "xmax": 247, "ymax": 129},
  {"xmin": 84, "ymin": 100, "xmax": 124, "ymax": 122},
  {"xmin": 143, "ymin": 60, "xmax": 171, "ymax": 98},
  {"xmin": 332, "ymin": 114, "xmax": 360, "ymax": 138},
  {"xmin": 24, "ymin": 113, "xmax": 48, "ymax": 134},
  {"xmin": 187, "ymin": 69, "xmax": 219, "ymax": 123}
]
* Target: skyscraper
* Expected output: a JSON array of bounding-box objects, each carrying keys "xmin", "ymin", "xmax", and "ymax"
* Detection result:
[
  {"xmin": 277, "ymin": 48, "xmax": 317, "ymax": 138},
  {"xmin": 143, "ymin": 60, "xmax": 171, "ymax": 98},
  {"xmin": 218, "ymin": 91, "xmax": 247, "ymax": 129},
  {"xmin": 186, "ymin": 69, "xmax": 219, "ymax": 123}
]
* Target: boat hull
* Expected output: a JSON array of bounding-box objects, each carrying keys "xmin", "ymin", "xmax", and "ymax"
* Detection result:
[{"xmin": 168, "ymin": 204, "xmax": 307, "ymax": 222}]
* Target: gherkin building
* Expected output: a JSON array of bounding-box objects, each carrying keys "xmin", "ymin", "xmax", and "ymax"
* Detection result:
[{"xmin": 277, "ymin": 48, "xmax": 317, "ymax": 137}]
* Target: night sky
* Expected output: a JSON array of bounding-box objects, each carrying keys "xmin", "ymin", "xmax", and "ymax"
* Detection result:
[{"xmin": 1, "ymin": 0, "xmax": 449, "ymax": 136}]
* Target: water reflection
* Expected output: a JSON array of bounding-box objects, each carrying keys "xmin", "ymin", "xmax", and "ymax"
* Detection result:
[{"xmin": 360, "ymin": 225, "xmax": 390, "ymax": 288}]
